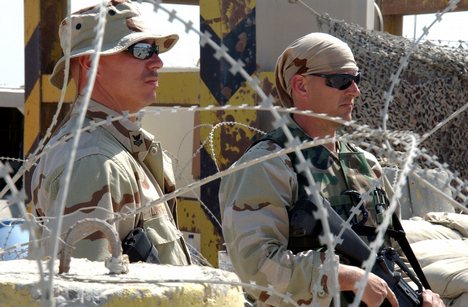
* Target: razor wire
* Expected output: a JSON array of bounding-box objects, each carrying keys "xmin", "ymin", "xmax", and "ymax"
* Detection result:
[
  {"xmin": 0, "ymin": 0, "xmax": 467, "ymax": 306},
  {"xmin": 39, "ymin": 1, "xmax": 111, "ymax": 306}
]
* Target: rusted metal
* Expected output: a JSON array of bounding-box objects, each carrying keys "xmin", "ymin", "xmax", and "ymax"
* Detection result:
[
  {"xmin": 162, "ymin": 0, "xmax": 199, "ymax": 4},
  {"xmin": 383, "ymin": 15, "xmax": 403, "ymax": 36},
  {"xmin": 59, "ymin": 218, "xmax": 128, "ymax": 274},
  {"xmin": 379, "ymin": 0, "xmax": 468, "ymax": 15}
]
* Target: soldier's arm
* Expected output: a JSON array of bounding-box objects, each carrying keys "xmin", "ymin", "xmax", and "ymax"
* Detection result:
[
  {"xmin": 47, "ymin": 154, "xmax": 140, "ymax": 261},
  {"xmin": 219, "ymin": 142, "xmax": 334, "ymax": 306}
]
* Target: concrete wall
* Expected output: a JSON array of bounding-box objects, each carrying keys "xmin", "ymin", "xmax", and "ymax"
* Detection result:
[
  {"xmin": 0, "ymin": 258, "xmax": 245, "ymax": 306},
  {"xmin": 256, "ymin": 0, "xmax": 375, "ymax": 71}
]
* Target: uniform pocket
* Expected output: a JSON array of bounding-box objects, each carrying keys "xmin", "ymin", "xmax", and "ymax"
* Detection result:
[
  {"xmin": 143, "ymin": 215, "xmax": 190, "ymax": 265},
  {"xmin": 144, "ymin": 215, "xmax": 182, "ymax": 245}
]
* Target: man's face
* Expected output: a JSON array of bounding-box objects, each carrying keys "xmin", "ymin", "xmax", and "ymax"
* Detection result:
[
  {"xmin": 294, "ymin": 70, "xmax": 360, "ymax": 126},
  {"xmin": 93, "ymin": 40, "xmax": 163, "ymax": 113}
]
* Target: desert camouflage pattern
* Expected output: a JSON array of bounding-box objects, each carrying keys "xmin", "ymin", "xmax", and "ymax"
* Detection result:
[
  {"xmin": 274, "ymin": 32, "xmax": 358, "ymax": 109},
  {"xmin": 219, "ymin": 120, "xmax": 392, "ymax": 306},
  {"xmin": 31, "ymin": 96, "xmax": 190, "ymax": 265}
]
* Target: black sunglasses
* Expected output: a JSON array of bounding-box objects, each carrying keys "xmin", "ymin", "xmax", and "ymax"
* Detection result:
[
  {"xmin": 127, "ymin": 42, "xmax": 160, "ymax": 60},
  {"xmin": 308, "ymin": 72, "xmax": 361, "ymax": 90}
]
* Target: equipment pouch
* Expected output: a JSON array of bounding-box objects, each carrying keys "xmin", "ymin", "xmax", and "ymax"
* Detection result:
[{"xmin": 122, "ymin": 227, "xmax": 160, "ymax": 264}]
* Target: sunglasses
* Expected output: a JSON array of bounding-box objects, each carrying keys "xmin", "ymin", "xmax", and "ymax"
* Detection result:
[
  {"xmin": 308, "ymin": 72, "xmax": 361, "ymax": 90},
  {"xmin": 127, "ymin": 42, "xmax": 160, "ymax": 60}
]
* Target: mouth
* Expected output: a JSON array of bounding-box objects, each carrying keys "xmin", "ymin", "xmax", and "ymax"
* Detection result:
[
  {"xmin": 145, "ymin": 78, "xmax": 159, "ymax": 87},
  {"xmin": 340, "ymin": 98, "xmax": 354, "ymax": 107}
]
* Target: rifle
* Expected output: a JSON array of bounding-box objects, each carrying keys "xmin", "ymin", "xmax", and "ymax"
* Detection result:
[{"xmin": 288, "ymin": 196, "xmax": 423, "ymax": 306}]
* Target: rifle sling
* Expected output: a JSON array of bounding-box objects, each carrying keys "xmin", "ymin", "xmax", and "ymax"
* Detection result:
[{"xmin": 353, "ymin": 214, "xmax": 431, "ymax": 290}]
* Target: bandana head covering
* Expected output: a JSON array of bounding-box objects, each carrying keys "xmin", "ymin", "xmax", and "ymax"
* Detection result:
[{"xmin": 274, "ymin": 32, "xmax": 358, "ymax": 108}]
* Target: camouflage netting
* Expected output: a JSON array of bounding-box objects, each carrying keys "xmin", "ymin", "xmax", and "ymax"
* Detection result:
[
  {"xmin": 317, "ymin": 14, "xmax": 468, "ymax": 181},
  {"xmin": 1, "ymin": 2, "xmax": 467, "ymax": 306}
]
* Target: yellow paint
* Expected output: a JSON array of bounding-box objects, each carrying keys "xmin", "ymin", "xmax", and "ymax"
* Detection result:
[
  {"xmin": 157, "ymin": 70, "xmax": 200, "ymax": 105},
  {"xmin": 198, "ymin": 76, "xmax": 219, "ymax": 107},
  {"xmin": 201, "ymin": 0, "xmax": 256, "ymax": 38},
  {"xmin": 198, "ymin": 72, "xmax": 277, "ymax": 169},
  {"xmin": 198, "ymin": 81, "xmax": 219, "ymax": 162},
  {"xmin": 23, "ymin": 81, "xmax": 41, "ymax": 155},
  {"xmin": 220, "ymin": 0, "xmax": 256, "ymax": 35},
  {"xmin": 203, "ymin": 108, "xmax": 256, "ymax": 167},
  {"xmin": 41, "ymin": 71, "xmax": 200, "ymax": 105},
  {"xmin": 177, "ymin": 198, "xmax": 222, "ymax": 266},
  {"xmin": 0, "ymin": 283, "xmax": 39, "ymax": 307},
  {"xmin": 0, "ymin": 284, "xmax": 243, "ymax": 307},
  {"xmin": 41, "ymin": 75, "xmax": 77, "ymax": 103},
  {"xmin": 200, "ymin": 0, "xmax": 222, "ymax": 38},
  {"xmin": 414, "ymin": 188, "xmax": 423, "ymax": 201},
  {"xmin": 0, "ymin": 275, "xmax": 243, "ymax": 307},
  {"xmin": 104, "ymin": 284, "xmax": 243, "ymax": 307},
  {"xmin": 23, "ymin": 0, "xmax": 41, "ymax": 156},
  {"xmin": 24, "ymin": 0, "xmax": 40, "ymax": 45}
]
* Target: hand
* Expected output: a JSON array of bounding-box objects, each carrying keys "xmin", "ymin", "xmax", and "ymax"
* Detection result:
[
  {"xmin": 361, "ymin": 271, "xmax": 398, "ymax": 307},
  {"xmin": 338, "ymin": 264, "xmax": 398, "ymax": 307},
  {"xmin": 422, "ymin": 289, "xmax": 445, "ymax": 307}
]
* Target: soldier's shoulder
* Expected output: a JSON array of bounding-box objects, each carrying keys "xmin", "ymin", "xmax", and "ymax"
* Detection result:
[{"xmin": 250, "ymin": 139, "xmax": 284, "ymax": 152}]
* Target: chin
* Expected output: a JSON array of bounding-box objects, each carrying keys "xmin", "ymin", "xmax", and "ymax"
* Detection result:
[
  {"xmin": 337, "ymin": 116, "xmax": 352, "ymax": 123},
  {"xmin": 142, "ymin": 95, "xmax": 156, "ymax": 105}
]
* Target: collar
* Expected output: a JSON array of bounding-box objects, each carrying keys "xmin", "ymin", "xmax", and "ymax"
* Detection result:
[
  {"xmin": 287, "ymin": 118, "xmax": 342, "ymax": 156},
  {"xmin": 73, "ymin": 96, "xmax": 154, "ymax": 161},
  {"xmin": 286, "ymin": 117, "xmax": 313, "ymax": 142}
]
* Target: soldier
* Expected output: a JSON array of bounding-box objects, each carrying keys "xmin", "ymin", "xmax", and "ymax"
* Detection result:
[
  {"xmin": 219, "ymin": 33, "xmax": 443, "ymax": 306},
  {"xmin": 30, "ymin": 0, "xmax": 190, "ymax": 265}
]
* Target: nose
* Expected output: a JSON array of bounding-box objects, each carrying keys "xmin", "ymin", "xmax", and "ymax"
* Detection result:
[
  {"xmin": 147, "ymin": 53, "xmax": 163, "ymax": 70},
  {"xmin": 347, "ymin": 80, "xmax": 360, "ymax": 97}
]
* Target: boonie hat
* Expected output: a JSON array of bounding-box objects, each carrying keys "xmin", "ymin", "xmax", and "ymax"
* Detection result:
[{"xmin": 50, "ymin": 0, "xmax": 179, "ymax": 89}]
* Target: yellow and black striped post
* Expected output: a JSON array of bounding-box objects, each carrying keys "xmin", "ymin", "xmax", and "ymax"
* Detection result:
[
  {"xmin": 197, "ymin": 0, "xmax": 269, "ymax": 265},
  {"xmin": 23, "ymin": 0, "xmax": 72, "ymax": 157},
  {"xmin": 23, "ymin": 0, "xmax": 42, "ymax": 156}
]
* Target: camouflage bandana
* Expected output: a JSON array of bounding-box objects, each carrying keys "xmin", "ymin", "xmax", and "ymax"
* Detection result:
[{"xmin": 274, "ymin": 32, "xmax": 358, "ymax": 108}]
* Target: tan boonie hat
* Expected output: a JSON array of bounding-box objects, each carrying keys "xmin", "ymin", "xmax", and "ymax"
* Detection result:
[{"xmin": 50, "ymin": 0, "xmax": 179, "ymax": 89}]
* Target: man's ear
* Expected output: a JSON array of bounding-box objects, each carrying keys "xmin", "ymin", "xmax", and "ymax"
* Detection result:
[
  {"xmin": 72, "ymin": 56, "xmax": 92, "ymax": 93},
  {"xmin": 77, "ymin": 55, "xmax": 92, "ymax": 71},
  {"xmin": 290, "ymin": 74, "xmax": 308, "ymax": 98}
]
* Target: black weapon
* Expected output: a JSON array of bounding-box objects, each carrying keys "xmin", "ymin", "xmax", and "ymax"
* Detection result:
[
  {"xmin": 288, "ymin": 196, "xmax": 423, "ymax": 306},
  {"xmin": 122, "ymin": 227, "xmax": 160, "ymax": 263}
]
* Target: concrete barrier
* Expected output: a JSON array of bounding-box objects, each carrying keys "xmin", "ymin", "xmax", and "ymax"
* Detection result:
[{"xmin": 0, "ymin": 258, "xmax": 245, "ymax": 306}]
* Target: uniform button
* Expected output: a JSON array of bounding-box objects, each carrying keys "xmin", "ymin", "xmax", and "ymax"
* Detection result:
[{"xmin": 150, "ymin": 147, "xmax": 158, "ymax": 155}]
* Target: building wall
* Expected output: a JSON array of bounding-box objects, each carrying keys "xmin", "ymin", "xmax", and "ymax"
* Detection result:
[{"xmin": 256, "ymin": 0, "xmax": 374, "ymax": 71}]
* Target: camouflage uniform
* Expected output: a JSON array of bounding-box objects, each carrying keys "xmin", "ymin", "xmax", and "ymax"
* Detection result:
[
  {"xmin": 219, "ymin": 120, "xmax": 394, "ymax": 306},
  {"xmin": 31, "ymin": 97, "xmax": 190, "ymax": 265}
]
